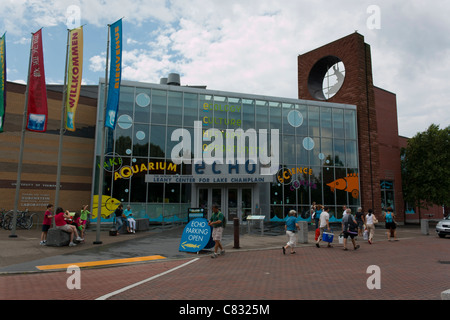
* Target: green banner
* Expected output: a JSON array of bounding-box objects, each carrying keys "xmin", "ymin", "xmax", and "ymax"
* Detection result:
[{"xmin": 0, "ymin": 33, "xmax": 5, "ymax": 133}]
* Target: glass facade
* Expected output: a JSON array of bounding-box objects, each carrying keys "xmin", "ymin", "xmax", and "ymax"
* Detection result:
[{"xmin": 93, "ymin": 80, "xmax": 360, "ymax": 223}]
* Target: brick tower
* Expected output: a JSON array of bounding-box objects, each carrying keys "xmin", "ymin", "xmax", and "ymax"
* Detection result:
[{"xmin": 298, "ymin": 32, "xmax": 381, "ymax": 214}]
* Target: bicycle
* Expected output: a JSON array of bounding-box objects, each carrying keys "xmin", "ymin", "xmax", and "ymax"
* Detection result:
[
  {"xmin": 3, "ymin": 209, "xmax": 38, "ymax": 230},
  {"xmin": 0, "ymin": 208, "xmax": 7, "ymax": 229}
]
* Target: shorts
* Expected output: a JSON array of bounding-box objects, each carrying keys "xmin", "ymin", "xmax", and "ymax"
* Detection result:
[
  {"xmin": 56, "ymin": 224, "xmax": 73, "ymax": 233},
  {"xmin": 385, "ymin": 222, "xmax": 396, "ymax": 230},
  {"xmin": 343, "ymin": 231, "xmax": 356, "ymax": 239},
  {"xmin": 42, "ymin": 224, "xmax": 51, "ymax": 232},
  {"xmin": 212, "ymin": 227, "xmax": 223, "ymax": 241}
]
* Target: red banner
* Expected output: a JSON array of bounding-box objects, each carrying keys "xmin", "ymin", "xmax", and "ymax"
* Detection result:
[{"xmin": 26, "ymin": 29, "xmax": 48, "ymax": 132}]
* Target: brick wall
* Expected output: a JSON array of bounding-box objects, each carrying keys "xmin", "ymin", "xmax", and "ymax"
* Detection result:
[{"xmin": 298, "ymin": 33, "xmax": 382, "ymax": 217}]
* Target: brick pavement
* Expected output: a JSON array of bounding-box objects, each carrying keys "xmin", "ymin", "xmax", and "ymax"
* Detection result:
[{"xmin": 1, "ymin": 230, "xmax": 449, "ymax": 300}]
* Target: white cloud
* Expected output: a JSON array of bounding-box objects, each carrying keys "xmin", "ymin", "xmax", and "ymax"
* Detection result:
[{"xmin": 1, "ymin": 0, "xmax": 449, "ymax": 138}]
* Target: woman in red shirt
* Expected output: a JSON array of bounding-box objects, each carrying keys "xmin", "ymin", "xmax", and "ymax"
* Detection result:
[{"xmin": 54, "ymin": 207, "xmax": 81, "ymax": 247}]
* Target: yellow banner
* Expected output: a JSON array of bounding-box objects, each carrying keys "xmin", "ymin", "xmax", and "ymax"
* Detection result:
[{"xmin": 65, "ymin": 27, "xmax": 83, "ymax": 131}]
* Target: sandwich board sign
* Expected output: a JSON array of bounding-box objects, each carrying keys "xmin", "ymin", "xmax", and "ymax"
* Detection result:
[{"xmin": 179, "ymin": 218, "xmax": 214, "ymax": 253}]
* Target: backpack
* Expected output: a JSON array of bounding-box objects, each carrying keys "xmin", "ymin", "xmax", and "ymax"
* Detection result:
[{"xmin": 347, "ymin": 215, "xmax": 358, "ymax": 233}]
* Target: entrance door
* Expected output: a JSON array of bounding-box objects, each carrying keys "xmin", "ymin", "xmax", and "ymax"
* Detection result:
[{"xmin": 197, "ymin": 186, "xmax": 253, "ymax": 224}]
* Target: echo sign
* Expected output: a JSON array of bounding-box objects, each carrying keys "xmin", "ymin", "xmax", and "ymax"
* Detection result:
[{"xmin": 179, "ymin": 218, "xmax": 214, "ymax": 253}]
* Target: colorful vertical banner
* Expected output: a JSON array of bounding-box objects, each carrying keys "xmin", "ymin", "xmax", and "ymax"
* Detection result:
[
  {"xmin": 0, "ymin": 33, "xmax": 6, "ymax": 133},
  {"xmin": 105, "ymin": 19, "xmax": 122, "ymax": 130},
  {"xmin": 26, "ymin": 29, "xmax": 48, "ymax": 132},
  {"xmin": 65, "ymin": 27, "xmax": 83, "ymax": 131}
]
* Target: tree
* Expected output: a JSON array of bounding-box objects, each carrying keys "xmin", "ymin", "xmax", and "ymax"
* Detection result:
[{"xmin": 401, "ymin": 124, "xmax": 450, "ymax": 216}]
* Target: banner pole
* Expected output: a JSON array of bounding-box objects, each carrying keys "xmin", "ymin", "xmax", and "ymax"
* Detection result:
[
  {"xmin": 94, "ymin": 24, "xmax": 111, "ymax": 245},
  {"xmin": 54, "ymin": 29, "xmax": 70, "ymax": 223},
  {"xmin": 9, "ymin": 32, "xmax": 34, "ymax": 238}
]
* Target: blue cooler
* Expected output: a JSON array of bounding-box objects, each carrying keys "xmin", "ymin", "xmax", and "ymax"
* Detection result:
[{"xmin": 322, "ymin": 231, "xmax": 334, "ymax": 243}]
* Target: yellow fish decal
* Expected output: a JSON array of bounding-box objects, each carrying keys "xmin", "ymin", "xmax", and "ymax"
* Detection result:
[
  {"xmin": 181, "ymin": 241, "xmax": 201, "ymax": 250},
  {"xmin": 91, "ymin": 195, "xmax": 121, "ymax": 219}
]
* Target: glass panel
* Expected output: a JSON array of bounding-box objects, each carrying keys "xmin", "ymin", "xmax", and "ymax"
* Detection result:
[
  {"xmin": 130, "ymin": 174, "xmax": 146, "ymax": 202},
  {"xmin": 296, "ymin": 136, "xmax": 309, "ymax": 166},
  {"xmin": 310, "ymin": 166, "xmax": 322, "ymax": 205},
  {"xmin": 334, "ymin": 168, "xmax": 348, "ymax": 206},
  {"xmin": 115, "ymin": 126, "xmax": 133, "ymax": 157},
  {"xmin": 167, "ymin": 91, "xmax": 183, "ymax": 126},
  {"xmin": 323, "ymin": 167, "xmax": 335, "ymax": 206},
  {"xmin": 269, "ymin": 101, "xmax": 281, "ymax": 130},
  {"xmin": 132, "ymin": 124, "xmax": 149, "ymax": 157},
  {"xmin": 118, "ymin": 86, "xmax": 134, "ymax": 117},
  {"xmin": 320, "ymin": 107, "xmax": 332, "ymax": 137},
  {"xmin": 213, "ymin": 96, "xmax": 227, "ymax": 130},
  {"xmin": 151, "ymin": 89, "xmax": 167, "ymax": 125},
  {"xmin": 321, "ymin": 138, "xmax": 333, "ymax": 166},
  {"xmin": 165, "ymin": 183, "xmax": 180, "ymax": 203},
  {"xmin": 344, "ymin": 109, "xmax": 357, "ymax": 139},
  {"xmin": 150, "ymin": 125, "xmax": 166, "ymax": 158},
  {"xmin": 308, "ymin": 106, "xmax": 320, "ymax": 137},
  {"xmin": 134, "ymin": 88, "xmax": 151, "ymax": 123},
  {"xmin": 147, "ymin": 183, "xmax": 163, "ymax": 203},
  {"xmin": 184, "ymin": 93, "xmax": 198, "ymax": 127},
  {"xmin": 228, "ymin": 188, "xmax": 238, "ymax": 221},
  {"xmin": 282, "ymin": 135, "xmax": 295, "ymax": 164},
  {"xmin": 295, "ymin": 104, "xmax": 308, "ymax": 136},
  {"xmin": 256, "ymin": 100, "xmax": 268, "ymax": 130},
  {"xmin": 200, "ymin": 94, "xmax": 214, "ymax": 130},
  {"xmin": 227, "ymin": 97, "xmax": 242, "ymax": 129},
  {"xmin": 345, "ymin": 140, "xmax": 358, "ymax": 168},
  {"xmin": 166, "ymin": 126, "xmax": 180, "ymax": 160},
  {"xmin": 333, "ymin": 108, "xmax": 344, "ymax": 138},
  {"xmin": 198, "ymin": 188, "xmax": 208, "ymax": 212},
  {"xmin": 284, "ymin": 183, "xmax": 296, "ymax": 206},
  {"xmin": 283, "ymin": 103, "xmax": 295, "ymax": 135},
  {"xmin": 242, "ymin": 99, "xmax": 255, "ymax": 130},
  {"xmin": 271, "ymin": 182, "xmax": 283, "ymax": 205},
  {"xmin": 212, "ymin": 188, "xmax": 222, "ymax": 210},
  {"xmin": 270, "ymin": 205, "xmax": 283, "ymax": 220},
  {"xmin": 334, "ymin": 139, "xmax": 345, "ymax": 167}
]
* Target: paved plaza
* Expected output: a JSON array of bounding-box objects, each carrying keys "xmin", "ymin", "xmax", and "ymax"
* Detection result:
[{"xmin": 0, "ymin": 222, "xmax": 449, "ymax": 304}]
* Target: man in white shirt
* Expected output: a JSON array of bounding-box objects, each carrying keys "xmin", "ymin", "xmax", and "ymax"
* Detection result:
[{"xmin": 316, "ymin": 206, "xmax": 332, "ymax": 248}]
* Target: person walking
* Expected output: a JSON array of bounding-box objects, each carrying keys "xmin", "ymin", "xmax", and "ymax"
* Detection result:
[
  {"xmin": 209, "ymin": 204, "xmax": 225, "ymax": 258},
  {"xmin": 365, "ymin": 209, "xmax": 376, "ymax": 244},
  {"xmin": 383, "ymin": 207, "xmax": 397, "ymax": 241},
  {"xmin": 356, "ymin": 207, "xmax": 365, "ymax": 237},
  {"xmin": 316, "ymin": 206, "xmax": 332, "ymax": 248},
  {"xmin": 283, "ymin": 210, "xmax": 300, "ymax": 255},
  {"xmin": 313, "ymin": 204, "xmax": 323, "ymax": 229},
  {"xmin": 342, "ymin": 208, "xmax": 360, "ymax": 251}
]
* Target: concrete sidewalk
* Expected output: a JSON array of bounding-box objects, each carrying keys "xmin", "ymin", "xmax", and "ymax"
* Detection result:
[{"xmin": 0, "ymin": 221, "xmax": 433, "ymax": 274}]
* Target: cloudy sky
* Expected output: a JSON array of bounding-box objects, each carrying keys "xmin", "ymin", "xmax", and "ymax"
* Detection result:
[{"xmin": 1, "ymin": 0, "xmax": 449, "ymax": 138}]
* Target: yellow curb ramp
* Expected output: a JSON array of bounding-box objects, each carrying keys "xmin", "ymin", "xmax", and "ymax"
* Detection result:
[{"xmin": 36, "ymin": 255, "xmax": 166, "ymax": 271}]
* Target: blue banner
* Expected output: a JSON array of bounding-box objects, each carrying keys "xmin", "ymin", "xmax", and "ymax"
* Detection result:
[{"xmin": 105, "ymin": 19, "xmax": 122, "ymax": 130}]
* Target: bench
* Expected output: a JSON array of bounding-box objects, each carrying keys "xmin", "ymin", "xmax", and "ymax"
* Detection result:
[{"xmin": 114, "ymin": 218, "xmax": 150, "ymax": 234}]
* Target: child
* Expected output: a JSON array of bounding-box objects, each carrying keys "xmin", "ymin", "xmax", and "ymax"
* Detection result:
[
  {"xmin": 40, "ymin": 204, "xmax": 54, "ymax": 245},
  {"xmin": 73, "ymin": 212, "xmax": 84, "ymax": 242},
  {"xmin": 80, "ymin": 204, "xmax": 90, "ymax": 240}
]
